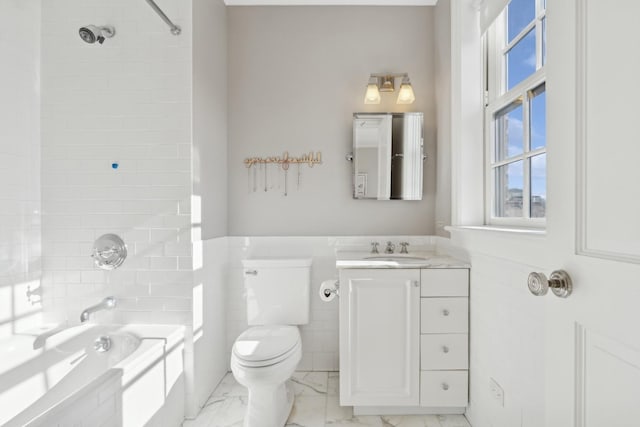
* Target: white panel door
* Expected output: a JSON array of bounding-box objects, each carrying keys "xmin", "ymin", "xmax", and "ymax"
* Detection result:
[
  {"xmin": 339, "ymin": 269, "xmax": 420, "ymax": 406},
  {"xmin": 546, "ymin": 1, "xmax": 640, "ymax": 425}
]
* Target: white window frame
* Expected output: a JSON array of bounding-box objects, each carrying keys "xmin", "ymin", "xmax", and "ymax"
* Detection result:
[{"xmin": 485, "ymin": 0, "xmax": 547, "ymax": 227}]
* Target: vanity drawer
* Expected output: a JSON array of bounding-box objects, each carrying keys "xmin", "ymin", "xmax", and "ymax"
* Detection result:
[
  {"xmin": 420, "ymin": 370, "xmax": 468, "ymax": 407},
  {"xmin": 421, "ymin": 269, "xmax": 469, "ymax": 297},
  {"xmin": 420, "ymin": 334, "xmax": 468, "ymax": 370},
  {"xmin": 420, "ymin": 298, "xmax": 468, "ymax": 333}
]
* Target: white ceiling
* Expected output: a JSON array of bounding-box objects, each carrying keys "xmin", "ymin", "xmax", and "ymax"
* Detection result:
[{"xmin": 224, "ymin": 0, "xmax": 438, "ymax": 5}]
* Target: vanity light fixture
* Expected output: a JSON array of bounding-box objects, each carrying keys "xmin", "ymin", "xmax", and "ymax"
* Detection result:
[{"xmin": 363, "ymin": 73, "xmax": 416, "ymax": 105}]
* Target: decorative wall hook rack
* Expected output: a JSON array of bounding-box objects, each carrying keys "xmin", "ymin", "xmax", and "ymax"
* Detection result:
[
  {"xmin": 243, "ymin": 151, "xmax": 322, "ymax": 168},
  {"xmin": 243, "ymin": 151, "xmax": 322, "ymax": 196}
]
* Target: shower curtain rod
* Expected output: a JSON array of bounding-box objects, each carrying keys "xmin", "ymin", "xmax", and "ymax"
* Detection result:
[{"xmin": 144, "ymin": 0, "xmax": 181, "ymax": 35}]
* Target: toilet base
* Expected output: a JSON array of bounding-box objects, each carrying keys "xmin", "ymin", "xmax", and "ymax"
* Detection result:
[{"xmin": 243, "ymin": 381, "xmax": 294, "ymax": 427}]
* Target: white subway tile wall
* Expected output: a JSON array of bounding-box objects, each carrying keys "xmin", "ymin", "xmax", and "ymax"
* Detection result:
[
  {"xmin": 225, "ymin": 236, "xmax": 437, "ymax": 372},
  {"xmin": 39, "ymin": 0, "xmax": 194, "ymax": 324},
  {"xmin": 0, "ymin": 0, "xmax": 42, "ymax": 339}
]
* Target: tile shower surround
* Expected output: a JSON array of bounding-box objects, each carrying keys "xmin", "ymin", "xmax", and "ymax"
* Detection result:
[
  {"xmin": 39, "ymin": 0, "xmax": 193, "ymax": 325},
  {"xmin": 225, "ymin": 236, "xmax": 444, "ymax": 372}
]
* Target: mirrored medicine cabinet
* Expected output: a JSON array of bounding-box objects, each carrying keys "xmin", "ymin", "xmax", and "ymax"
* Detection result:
[{"xmin": 350, "ymin": 112, "xmax": 424, "ymax": 200}]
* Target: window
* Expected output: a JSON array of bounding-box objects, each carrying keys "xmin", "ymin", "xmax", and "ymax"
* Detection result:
[{"xmin": 485, "ymin": 0, "xmax": 547, "ymax": 225}]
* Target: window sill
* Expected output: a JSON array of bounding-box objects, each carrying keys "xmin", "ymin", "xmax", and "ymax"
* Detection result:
[{"xmin": 445, "ymin": 225, "xmax": 546, "ymax": 237}]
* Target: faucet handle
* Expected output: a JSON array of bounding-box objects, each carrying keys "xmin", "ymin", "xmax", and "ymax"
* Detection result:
[
  {"xmin": 370, "ymin": 242, "xmax": 380, "ymax": 254},
  {"xmin": 385, "ymin": 241, "xmax": 396, "ymax": 254},
  {"xmin": 26, "ymin": 285, "xmax": 43, "ymax": 305},
  {"xmin": 399, "ymin": 242, "xmax": 410, "ymax": 254}
]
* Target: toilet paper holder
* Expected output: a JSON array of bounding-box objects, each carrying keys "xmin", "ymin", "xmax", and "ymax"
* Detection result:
[{"xmin": 322, "ymin": 280, "xmax": 340, "ymax": 298}]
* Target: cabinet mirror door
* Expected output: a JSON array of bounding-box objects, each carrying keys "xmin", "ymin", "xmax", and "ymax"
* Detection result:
[{"xmin": 352, "ymin": 113, "xmax": 424, "ymax": 200}]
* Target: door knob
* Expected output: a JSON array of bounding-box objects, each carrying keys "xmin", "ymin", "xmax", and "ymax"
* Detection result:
[{"xmin": 527, "ymin": 270, "xmax": 573, "ymax": 298}]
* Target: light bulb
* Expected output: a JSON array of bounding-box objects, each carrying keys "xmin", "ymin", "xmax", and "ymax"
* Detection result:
[
  {"xmin": 364, "ymin": 83, "xmax": 381, "ymax": 104},
  {"xmin": 397, "ymin": 80, "xmax": 415, "ymax": 104}
]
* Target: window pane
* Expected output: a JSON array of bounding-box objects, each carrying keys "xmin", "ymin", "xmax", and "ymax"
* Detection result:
[
  {"xmin": 542, "ymin": 17, "xmax": 547, "ymax": 66},
  {"xmin": 530, "ymin": 84, "xmax": 546, "ymax": 150},
  {"xmin": 507, "ymin": 0, "xmax": 536, "ymax": 42},
  {"xmin": 494, "ymin": 161, "xmax": 524, "ymax": 217},
  {"xmin": 530, "ymin": 154, "xmax": 546, "ymax": 218},
  {"xmin": 495, "ymin": 101, "xmax": 524, "ymax": 161},
  {"xmin": 506, "ymin": 29, "xmax": 536, "ymax": 90}
]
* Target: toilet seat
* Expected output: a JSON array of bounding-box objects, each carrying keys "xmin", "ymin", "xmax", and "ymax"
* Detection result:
[{"xmin": 232, "ymin": 325, "xmax": 300, "ymax": 368}]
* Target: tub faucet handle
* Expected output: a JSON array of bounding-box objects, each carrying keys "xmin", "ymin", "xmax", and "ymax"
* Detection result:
[
  {"xmin": 399, "ymin": 242, "xmax": 410, "ymax": 254},
  {"xmin": 26, "ymin": 285, "xmax": 43, "ymax": 305},
  {"xmin": 370, "ymin": 242, "xmax": 380, "ymax": 254}
]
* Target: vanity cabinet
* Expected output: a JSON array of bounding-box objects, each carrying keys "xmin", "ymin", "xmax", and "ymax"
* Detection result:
[
  {"xmin": 339, "ymin": 269, "xmax": 420, "ymax": 406},
  {"xmin": 338, "ymin": 266, "xmax": 469, "ymax": 412}
]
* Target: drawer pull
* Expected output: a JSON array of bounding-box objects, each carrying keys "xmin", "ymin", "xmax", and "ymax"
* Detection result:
[
  {"xmin": 442, "ymin": 309, "xmax": 450, "ymax": 317},
  {"xmin": 441, "ymin": 383, "xmax": 449, "ymax": 391},
  {"xmin": 442, "ymin": 346, "xmax": 450, "ymax": 354}
]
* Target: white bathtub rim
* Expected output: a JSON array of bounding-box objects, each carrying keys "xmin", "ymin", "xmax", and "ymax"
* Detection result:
[
  {"xmin": 3, "ymin": 323, "xmax": 185, "ymax": 427},
  {"xmin": 23, "ymin": 369, "xmax": 123, "ymax": 427}
]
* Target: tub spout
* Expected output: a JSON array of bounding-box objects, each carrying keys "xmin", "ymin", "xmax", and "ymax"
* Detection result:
[{"xmin": 80, "ymin": 297, "xmax": 117, "ymax": 322}]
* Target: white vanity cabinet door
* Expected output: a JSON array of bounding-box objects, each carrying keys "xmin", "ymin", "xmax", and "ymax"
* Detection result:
[{"xmin": 339, "ymin": 269, "xmax": 420, "ymax": 406}]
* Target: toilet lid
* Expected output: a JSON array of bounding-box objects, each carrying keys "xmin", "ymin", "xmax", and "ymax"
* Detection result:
[{"xmin": 233, "ymin": 325, "xmax": 300, "ymax": 365}]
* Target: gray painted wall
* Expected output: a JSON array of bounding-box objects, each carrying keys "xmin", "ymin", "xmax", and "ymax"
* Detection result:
[
  {"xmin": 193, "ymin": 0, "xmax": 228, "ymax": 239},
  {"xmin": 227, "ymin": 6, "xmax": 436, "ymax": 236}
]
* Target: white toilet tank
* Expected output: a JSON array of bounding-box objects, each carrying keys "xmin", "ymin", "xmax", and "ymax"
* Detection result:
[{"xmin": 242, "ymin": 258, "xmax": 312, "ymax": 326}]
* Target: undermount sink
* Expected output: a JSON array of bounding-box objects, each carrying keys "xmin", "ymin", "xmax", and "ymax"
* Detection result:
[
  {"xmin": 335, "ymin": 251, "xmax": 470, "ymax": 269},
  {"xmin": 336, "ymin": 251, "xmax": 436, "ymax": 268},
  {"xmin": 364, "ymin": 255, "xmax": 428, "ymax": 262}
]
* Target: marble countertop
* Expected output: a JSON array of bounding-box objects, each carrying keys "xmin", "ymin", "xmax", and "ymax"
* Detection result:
[{"xmin": 335, "ymin": 251, "xmax": 470, "ymax": 269}]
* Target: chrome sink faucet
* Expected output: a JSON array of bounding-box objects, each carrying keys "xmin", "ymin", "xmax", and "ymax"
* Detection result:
[
  {"xmin": 370, "ymin": 242, "xmax": 380, "ymax": 254},
  {"xmin": 385, "ymin": 241, "xmax": 396, "ymax": 254},
  {"xmin": 80, "ymin": 296, "xmax": 116, "ymax": 322}
]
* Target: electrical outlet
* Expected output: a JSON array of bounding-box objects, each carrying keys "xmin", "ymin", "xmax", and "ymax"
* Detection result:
[{"xmin": 489, "ymin": 377, "xmax": 504, "ymax": 407}]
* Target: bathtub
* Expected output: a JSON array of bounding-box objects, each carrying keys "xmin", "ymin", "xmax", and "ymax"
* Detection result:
[{"xmin": 0, "ymin": 323, "xmax": 185, "ymax": 427}]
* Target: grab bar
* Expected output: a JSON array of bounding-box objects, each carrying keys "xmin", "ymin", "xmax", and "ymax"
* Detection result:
[{"xmin": 144, "ymin": 0, "xmax": 181, "ymax": 35}]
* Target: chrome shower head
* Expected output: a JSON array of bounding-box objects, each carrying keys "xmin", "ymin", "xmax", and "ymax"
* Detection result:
[{"xmin": 79, "ymin": 25, "xmax": 115, "ymax": 44}]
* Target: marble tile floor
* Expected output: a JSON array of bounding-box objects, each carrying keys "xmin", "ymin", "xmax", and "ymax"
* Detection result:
[{"xmin": 183, "ymin": 372, "xmax": 471, "ymax": 427}]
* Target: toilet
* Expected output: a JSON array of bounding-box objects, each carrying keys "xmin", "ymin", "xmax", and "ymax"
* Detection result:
[{"xmin": 231, "ymin": 258, "xmax": 312, "ymax": 427}]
